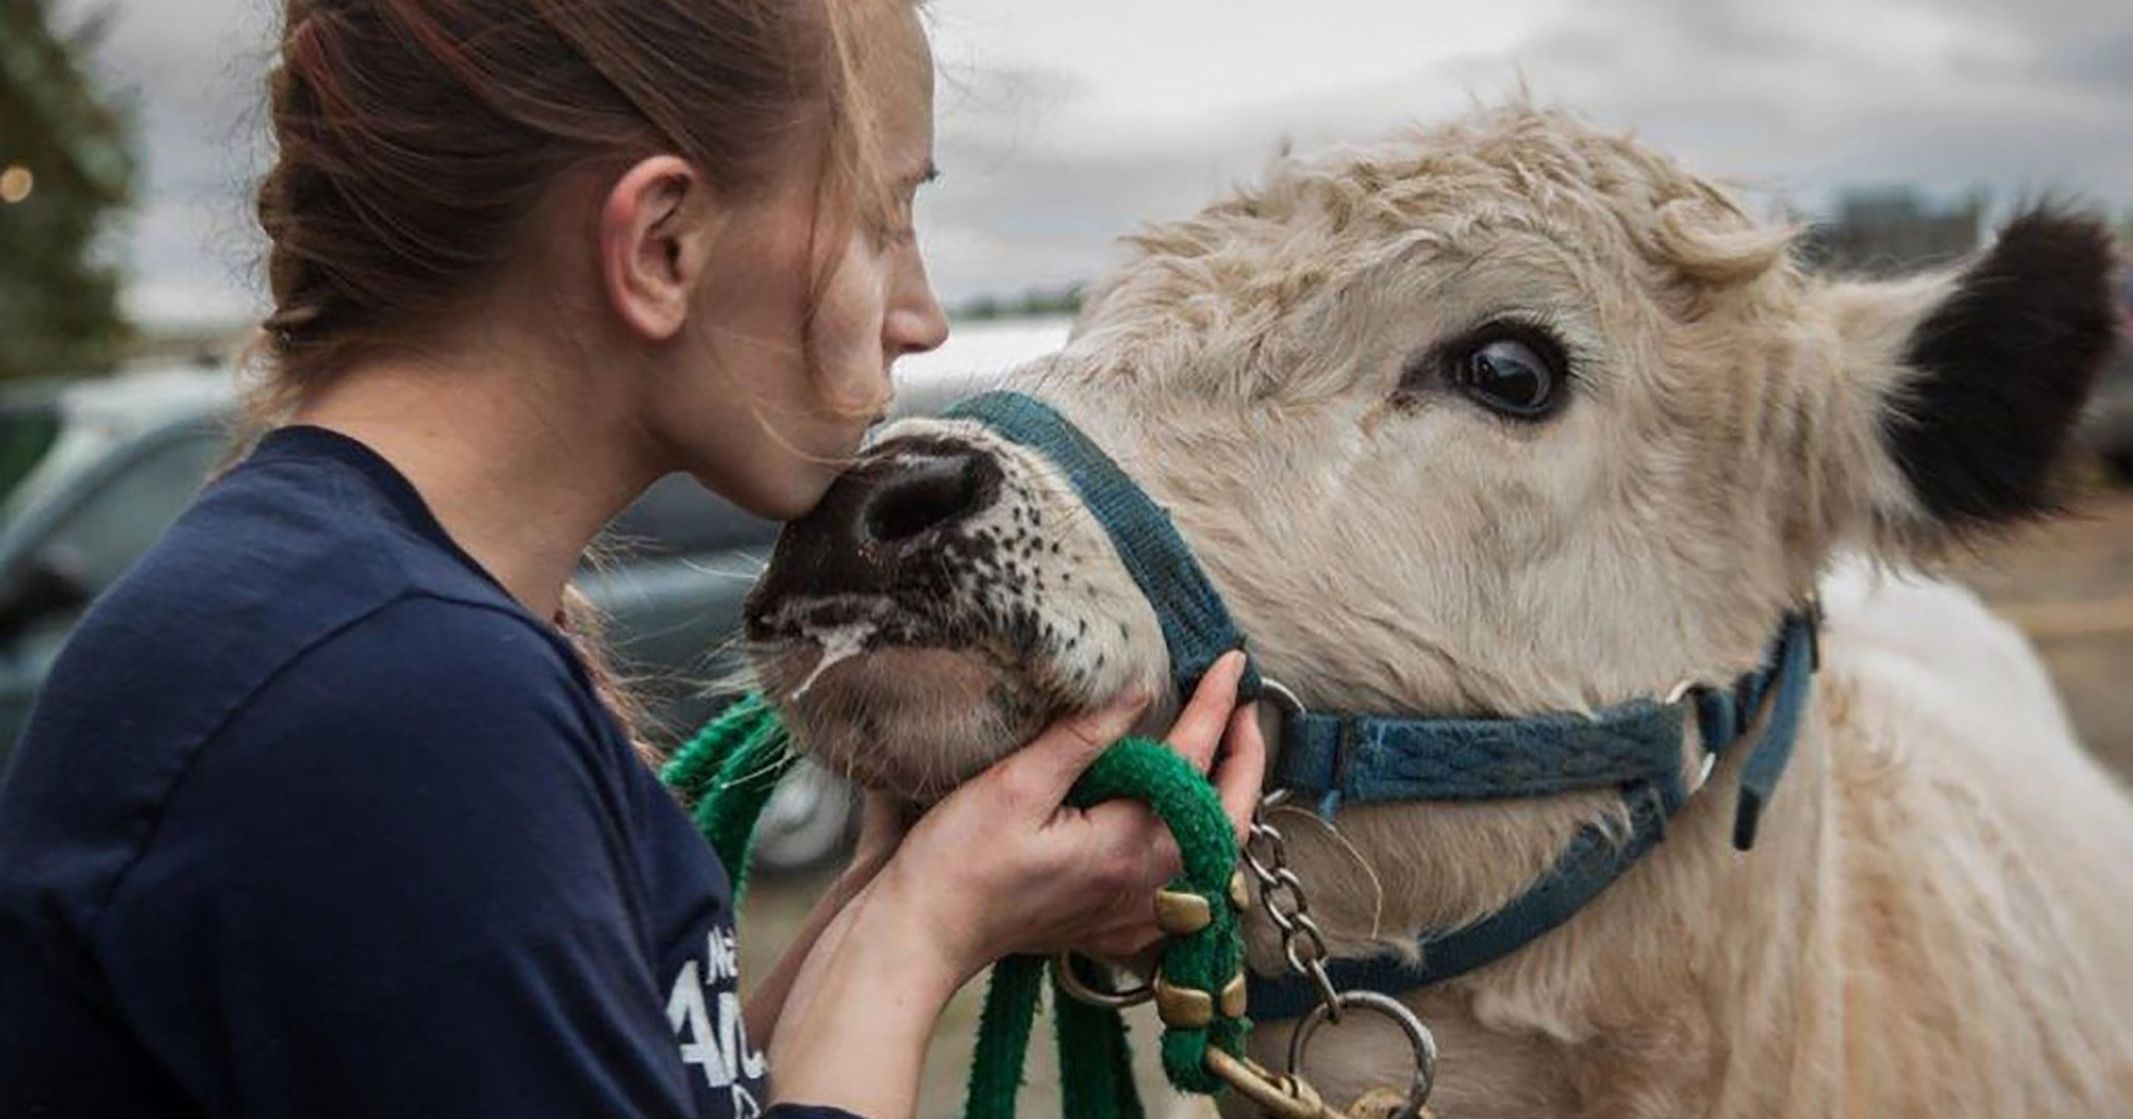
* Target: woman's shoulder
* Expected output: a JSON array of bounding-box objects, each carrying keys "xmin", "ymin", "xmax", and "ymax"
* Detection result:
[
  {"xmin": 20, "ymin": 445, "xmax": 541, "ymax": 756},
  {"xmin": 237, "ymin": 590, "xmax": 612, "ymax": 751},
  {"xmin": 29, "ymin": 586, "xmax": 618, "ymax": 821},
  {"xmin": 120, "ymin": 427, "xmax": 526, "ymax": 644},
  {"xmin": 0, "ymin": 590, "xmax": 636, "ymax": 930},
  {"xmin": 0, "ymin": 443, "xmax": 632, "ymax": 917},
  {"xmin": 183, "ymin": 593, "xmax": 638, "ymax": 846}
]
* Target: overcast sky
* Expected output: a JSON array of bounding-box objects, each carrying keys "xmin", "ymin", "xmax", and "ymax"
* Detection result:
[{"xmin": 54, "ymin": 0, "xmax": 2133, "ymax": 330}]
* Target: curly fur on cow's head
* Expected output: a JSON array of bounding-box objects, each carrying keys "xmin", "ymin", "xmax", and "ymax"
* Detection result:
[{"xmin": 744, "ymin": 103, "xmax": 2121, "ymax": 940}]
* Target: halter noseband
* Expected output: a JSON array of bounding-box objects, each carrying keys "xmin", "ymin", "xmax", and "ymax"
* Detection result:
[{"xmin": 943, "ymin": 390, "xmax": 1817, "ymax": 1019}]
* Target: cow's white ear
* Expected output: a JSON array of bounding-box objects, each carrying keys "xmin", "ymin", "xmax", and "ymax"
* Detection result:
[{"xmin": 1827, "ymin": 209, "xmax": 2122, "ymax": 553}]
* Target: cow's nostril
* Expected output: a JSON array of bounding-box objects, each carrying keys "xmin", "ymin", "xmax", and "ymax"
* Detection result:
[{"xmin": 863, "ymin": 450, "xmax": 997, "ymax": 543}]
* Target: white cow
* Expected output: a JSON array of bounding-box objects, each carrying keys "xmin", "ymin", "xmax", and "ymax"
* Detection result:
[{"xmin": 745, "ymin": 105, "xmax": 2133, "ymax": 1117}]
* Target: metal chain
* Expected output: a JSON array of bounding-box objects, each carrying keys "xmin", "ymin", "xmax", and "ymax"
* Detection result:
[
  {"xmin": 1238, "ymin": 787, "xmax": 1440, "ymax": 1118},
  {"xmin": 1243, "ymin": 789, "xmax": 1344, "ymax": 1022}
]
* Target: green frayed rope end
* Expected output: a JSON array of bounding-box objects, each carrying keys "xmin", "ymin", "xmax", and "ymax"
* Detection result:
[{"xmin": 661, "ymin": 692, "xmax": 792, "ymax": 900}]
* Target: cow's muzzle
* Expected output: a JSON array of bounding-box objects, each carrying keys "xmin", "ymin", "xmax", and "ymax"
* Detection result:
[{"xmin": 746, "ymin": 436, "xmax": 1004, "ymax": 633}]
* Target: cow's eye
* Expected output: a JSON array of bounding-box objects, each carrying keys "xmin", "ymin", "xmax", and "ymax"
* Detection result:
[{"xmin": 1449, "ymin": 327, "xmax": 1567, "ymax": 420}]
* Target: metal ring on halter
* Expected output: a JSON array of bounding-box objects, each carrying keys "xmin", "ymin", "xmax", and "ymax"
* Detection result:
[
  {"xmin": 1258, "ymin": 676, "xmax": 1308, "ymax": 718},
  {"xmin": 1288, "ymin": 990, "xmax": 1438, "ymax": 1119},
  {"xmin": 1663, "ymin": 678, "xmax": 1721, "ymax": 791},
  {"xmin": 1051, "ymin": 952, "xmax": 1154, "ymax": 1009}
]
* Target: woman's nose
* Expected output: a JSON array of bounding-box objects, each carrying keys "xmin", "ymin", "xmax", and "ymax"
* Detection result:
[
  {"xmin": 887, "ymin": 303, "xmax": 948, "ymax": 360},
  {"xmin": 886, "ymin": 265, "xmax": 949, "ymax": 359}
]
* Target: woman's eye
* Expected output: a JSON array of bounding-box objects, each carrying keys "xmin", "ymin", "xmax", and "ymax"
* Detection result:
[{"xmin": 1452, "ymin": 334, "xmax": 1563, "ymax": 419}]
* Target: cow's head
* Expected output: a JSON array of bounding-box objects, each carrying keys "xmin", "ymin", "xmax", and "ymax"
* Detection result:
[{"xmin": 744, "ymin": 104, "xmax": 2118, "ymax": 933}]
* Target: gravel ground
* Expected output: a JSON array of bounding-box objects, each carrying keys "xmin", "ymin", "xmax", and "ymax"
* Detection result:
[{"xmin": 738, "ymin": 481, "xmax": 2133, "ymax": 1118}]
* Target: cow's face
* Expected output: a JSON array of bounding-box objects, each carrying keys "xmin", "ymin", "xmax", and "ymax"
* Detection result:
[{"xmin": 744, "ymin": 106, "xmax": 2118, "ymax": 864}]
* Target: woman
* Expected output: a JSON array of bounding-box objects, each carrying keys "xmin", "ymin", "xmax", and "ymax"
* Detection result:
[{"xmin": 0, "ymin": 1, "xmax": 1266, "ymax": 1116}]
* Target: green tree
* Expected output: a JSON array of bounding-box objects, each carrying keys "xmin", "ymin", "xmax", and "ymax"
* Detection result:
[{"xmin": 0, "ymin": 0, "xmax": 135, "ymax": 380}]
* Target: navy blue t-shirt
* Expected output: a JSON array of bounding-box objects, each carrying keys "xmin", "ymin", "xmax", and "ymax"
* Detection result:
[{"xmin": 0, "ymin": 426, "xmax": 849, "ymax": 1118}]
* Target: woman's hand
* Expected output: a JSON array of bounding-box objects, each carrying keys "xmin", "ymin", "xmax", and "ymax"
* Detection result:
[
  {"xmin": 847, "ymin": 789, "xmax": 913, "ymax": 885},
  {"xmin": 876, "ymin": 649, "xmax": 1268, "ymax": 980},
  {"xmin": 764, "ymin": 651, "xmax": 1266, "ymax": 1116}
]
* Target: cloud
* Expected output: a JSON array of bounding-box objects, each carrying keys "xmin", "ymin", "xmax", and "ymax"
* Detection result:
[
  {"xmin": 2037, "ymin": 18, "xmax": 2133, "ymax": 94},
  {"xmin": 916, "ymin": 0, "xmax": 2133, "ymax": 304},
  {"xmin": 1455, "ymin": 0, "xmax": 2133, "ymax": 205},
  {"xmin": 58, "ymin": 0, "xmax": 274, "ymax": 328},
  {"xmin": 54, "ymin": 0, "xmax": 2133, "ymax": 328}
]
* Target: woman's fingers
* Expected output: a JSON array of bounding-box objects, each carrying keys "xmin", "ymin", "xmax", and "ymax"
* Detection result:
[
  {"xmin": 1069, "ymin": 880, "xmax": 1171, "ymax": 961},
  {"xmin": 991, "ymin": 691, "xmax": 1151, "ymax": 812},
  {"xmin": 1166, "ymin": 651, "xmax": 1249, "ymax": 772},
  {"xmin": 1080, "ymin": 800, "xmax": 1182, "ymax": 886},
  {"xmin": 1078, "ymin": 705, "xmax": 1266, "ymax": 959},
  {"xmin": 992, "ymin": 648, "xmax": 1242, "ymax": 822},
  {"xmin": 1081, "ymin": 925, "xmax": 1165, "ymax": 961},
  {"xmin": 917, "ymin": 655, "xmax": 1264, "ymax": 968},
  {"xmin": 1214, "ymin": 702, "xmax": 1270, "ymax": 843}
]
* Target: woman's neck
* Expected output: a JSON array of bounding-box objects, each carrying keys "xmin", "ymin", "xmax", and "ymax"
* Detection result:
[{"xmin": 291, "ymin": 344, "xmax": 662, "ymax": 622}]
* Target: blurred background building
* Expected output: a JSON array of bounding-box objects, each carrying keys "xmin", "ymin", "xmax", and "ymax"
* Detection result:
[{"xmin": 1798, "ymin": 187, "xmax": 1988, "ymax": 274}]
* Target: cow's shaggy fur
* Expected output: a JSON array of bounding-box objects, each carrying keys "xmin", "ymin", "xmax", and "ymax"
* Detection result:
[{"xmin": 746, "ymin": 105, "xmax": 2133, "ymax": 1116}]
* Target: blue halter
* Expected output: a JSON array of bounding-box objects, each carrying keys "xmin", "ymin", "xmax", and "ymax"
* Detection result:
[{"xmin": 942, "ymin": 390, "xmax": 1818, "ymax": 1020}]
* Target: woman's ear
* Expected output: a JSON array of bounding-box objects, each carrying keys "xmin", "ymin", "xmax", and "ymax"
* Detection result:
[
  {"xmin": 1822, "ymin": 208, "xmax": 2123, "ymax": 556},
  {"xmin": 599, "ymin": 156, "xmax": 720, "ymax": 341}
]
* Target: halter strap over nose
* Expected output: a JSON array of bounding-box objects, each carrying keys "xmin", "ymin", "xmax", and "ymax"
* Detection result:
[{"xmin": 943, "ymin": 391, "xmax": 1261, "ymax": 701}]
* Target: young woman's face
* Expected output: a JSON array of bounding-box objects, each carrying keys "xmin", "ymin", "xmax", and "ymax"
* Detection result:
[{"xmin": 649, "ymin": 2, "xmax": 948, "ymax": 521}]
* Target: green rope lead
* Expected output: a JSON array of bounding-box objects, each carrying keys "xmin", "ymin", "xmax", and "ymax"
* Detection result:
[
  {"xmin": 666, "ymin": 696, "xmax": 1249, "ymax": 1119},
  {"xmin": 1053, "ymin": 972, "xmax": 1143, "ymax": 1118},
  {"xmin": 965, "ymin": 955, "xmax": 1046, "ymax": 1118},
  {"xmin": 1061, "ymin": 736, "xmax": 1247, "ymax": 1095},
  {"xmin": 661, "ymin": 692, "xmax": 791, "ymax": 899}
]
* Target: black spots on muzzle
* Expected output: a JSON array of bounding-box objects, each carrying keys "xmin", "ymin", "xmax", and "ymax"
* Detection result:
[{"xmin": 745, "ymin": 432, "xmax": 1109, "ymax": 679}]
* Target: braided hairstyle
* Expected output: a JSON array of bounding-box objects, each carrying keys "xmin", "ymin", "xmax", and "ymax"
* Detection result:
[{"xmin": 249, "ymin": 0, "xmax": 903, "ymax": 742}]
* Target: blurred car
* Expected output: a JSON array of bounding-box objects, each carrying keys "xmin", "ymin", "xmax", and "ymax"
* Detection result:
[
  {"xmin": 0, "ymin": 322, "xmax": 1065, "ymax": 871},
  {"xmin": 0, "ymin": 370, "xmax": 235, "ymax": 752}
]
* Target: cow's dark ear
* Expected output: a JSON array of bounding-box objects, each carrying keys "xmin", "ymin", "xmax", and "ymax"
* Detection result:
[
  {"xmin": 1827, "ymin": 209, "xmax": 2123, "ymax": 551},
  {"xmin": 1887, "ymin": 210, "xmax": 2121, "ymax": 528}
]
